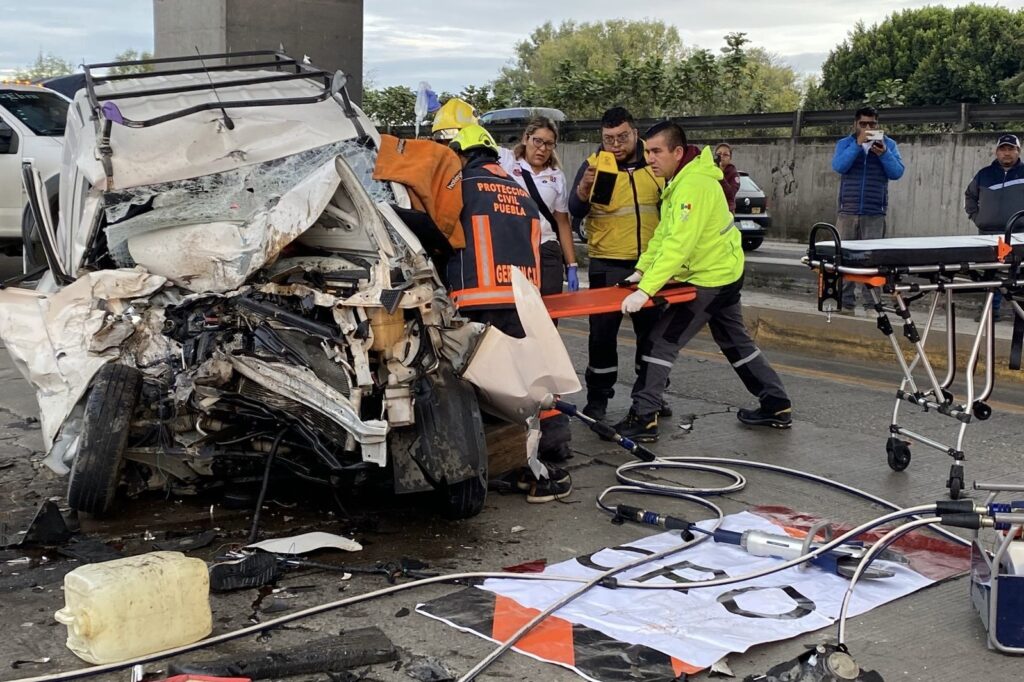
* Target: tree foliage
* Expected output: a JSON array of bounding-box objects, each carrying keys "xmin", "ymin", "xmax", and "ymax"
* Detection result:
[
  {"xmin": 360, "ymin": 21, "xmax": 803, "ymax": 126},
  {"xmin": 362, "ymin": 85, "xmax": 416, "ymax": 127},
  {"xmin": 819, "ymin": 5, "xmax": 1024, "ymax": 106},
  {"xmin": 13, "ymin": 48, "xmax": 156, "ymax": 82},
  {"xmin": 108, "ymin": 49, "xmax": 155, "ymax": 75},
  {"xmin": 486, "ymin": 23, "xmax": 801, "ymax": 119},
  {"xmin": 14, "ymin": 52, "xmax": 74, "ymax": 81}
]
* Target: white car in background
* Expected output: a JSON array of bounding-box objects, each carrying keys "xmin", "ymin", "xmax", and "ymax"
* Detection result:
[{"xmin": 0, "ymin": 81, "xmax": 68, "ymax": 261}]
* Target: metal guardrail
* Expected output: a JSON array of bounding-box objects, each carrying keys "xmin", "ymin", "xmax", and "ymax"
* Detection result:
[{"xmin": 388, "ymin": 103, "xmax": 1024, "ymax": 139}]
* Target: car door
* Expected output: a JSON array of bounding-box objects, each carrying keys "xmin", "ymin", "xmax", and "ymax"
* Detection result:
[{"xmin": 0, "ymin": 110, "xmax": 23, "ymax": 237}]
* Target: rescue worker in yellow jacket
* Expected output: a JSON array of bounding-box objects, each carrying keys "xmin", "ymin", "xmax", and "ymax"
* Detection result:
[
  {"xmin": 568, "ymin": 107, "xmax": 665, "ymax": 423},
  {"xmin": 447, "ymin": 125, "xmax": 572, "ymax": 503},
  {"xmin": 614, "ymin": 122, "xmax": 792, "ymax": 442}
]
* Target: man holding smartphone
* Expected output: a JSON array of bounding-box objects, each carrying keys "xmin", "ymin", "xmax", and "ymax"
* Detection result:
[{"xmin": 831, "ymin": 106, "xmax": 905, "ymax": 314}]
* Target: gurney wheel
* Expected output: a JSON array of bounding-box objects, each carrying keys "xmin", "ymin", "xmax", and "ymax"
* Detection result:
[
  {"xmin": 948, "ymin": 476, "xmax": 963, "ymax": 500},
  {"xmin": 885, "ymin": 437, "xmax": 911, "ymax": 472},
  {"xmin": 947, "ymin": 464, "xmax": 965, "ymax": 500}
]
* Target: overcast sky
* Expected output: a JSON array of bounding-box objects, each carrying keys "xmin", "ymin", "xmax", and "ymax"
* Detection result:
[{"xmin": 2, "ymin": 1, "xmax": 1023, "ymax": 93}]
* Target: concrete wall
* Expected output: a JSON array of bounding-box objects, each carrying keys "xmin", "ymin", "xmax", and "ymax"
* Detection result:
[
  {"xmin": 154, "ymin": 0, "xmax": 363, "ymax": 102},
  {"xmin": 558, "ymin": 133, "xmax": 1006, "ymax": 241},
  {"xmin": 154, "ymin": 0, "xmax": 227, "ymax": 56}
]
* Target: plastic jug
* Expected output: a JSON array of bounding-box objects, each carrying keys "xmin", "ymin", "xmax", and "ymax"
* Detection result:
[{"xmin": 54, "ymin": 551, "xmax": 212, "ymax": 664}]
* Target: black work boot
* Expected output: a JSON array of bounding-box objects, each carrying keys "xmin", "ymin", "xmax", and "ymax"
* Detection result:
[
  {"xmin": 737, "ymin": 403, "xmax": 793, "ymax": 429},
  {"xmin": 658, "ymin": 402, "xmax": 673, "ymax": 418},
  {"xmin": 582, "ymin": 391, "xmax": 610, "ymax": 422},
  {"xmin": 614, "ymin": 409, "xmax": 659, "ymax": 443}
]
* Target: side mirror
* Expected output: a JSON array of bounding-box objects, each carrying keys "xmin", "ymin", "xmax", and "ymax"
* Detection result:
[{"xmin": 0, "ymin": 121, "xmax": 18, "ymax": 155}]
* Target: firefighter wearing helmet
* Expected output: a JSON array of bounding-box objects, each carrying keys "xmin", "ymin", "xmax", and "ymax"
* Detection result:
[
  {"xmin": 446, "ymin": 124, "xmax": 573, "ymax": 503},
  {"xmin": 431, "ymin": 98, "xmax": 478, "ymax": 141}
]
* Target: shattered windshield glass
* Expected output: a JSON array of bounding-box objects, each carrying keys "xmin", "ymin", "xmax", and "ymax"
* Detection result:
[{"xmin": 102, "ymin": 139, "xmax": 395, "ymax": 266}]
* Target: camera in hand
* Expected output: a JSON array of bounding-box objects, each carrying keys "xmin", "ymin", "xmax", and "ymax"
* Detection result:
[{"xmin": 866, "ymin": 130, "xmax": 884, "ymax": 143}]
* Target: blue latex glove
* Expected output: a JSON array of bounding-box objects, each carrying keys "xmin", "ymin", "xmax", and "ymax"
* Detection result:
[{"xmin": 566, "ymin": 264, "xmax": 580, "ymax": 292}]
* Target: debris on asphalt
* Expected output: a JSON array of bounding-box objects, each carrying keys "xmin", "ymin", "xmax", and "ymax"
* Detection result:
[
  {"xmin": 11, "ymin": 657, "xmax": 51, "ymax": 669},
  {"xmin": 501, "ymin": 559, "xmax": 547, "ymax": 573},
  {"xmin": 166, "ymin": 628, "xmax": 397, "ymax": 679},
  {"xmin": 510, "ymin": 525, "xmax": 526, "ymax": 534},
  {"xmin": 246, "ymin": 531, "xmax": 362, "ymax": 554},
  {"xmin": 0, "ymin": 500, "xmax": 73, "ymax": 548},
  {"xmin": 209, "ymin": 552, "xmax": 280, "ymax": 592},
  {"xmin": 710, "ymin": 656, "xmax": 734, "ymax": 677},
  {"xmin": 741, "ymin": 643, "xmax": 883, "ymax": 682},
  {"xmin": 154, "ymin": 530, "xmax": 218, "ymax": 552},
  {"xmin": 394, "ymin": 607, "xmax": 410, "ymax": 617},
  {"xmin": 56, "ymin": 537, "xmax": 123, "ymax": 564},
  {"xmin": 404, "ymin": 656, "xmax": 455, "ymax": 682}
]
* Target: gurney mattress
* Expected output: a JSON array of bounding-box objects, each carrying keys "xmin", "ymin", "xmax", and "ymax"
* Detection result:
[{"xmin": 813, "ymin": 234, "xmax": 1024, "ymax": 267}]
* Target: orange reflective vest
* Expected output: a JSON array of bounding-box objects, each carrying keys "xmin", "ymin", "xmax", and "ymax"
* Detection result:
[{"xmin": 447, "ymin": 157, "xmax": 541, "ymax": 310}]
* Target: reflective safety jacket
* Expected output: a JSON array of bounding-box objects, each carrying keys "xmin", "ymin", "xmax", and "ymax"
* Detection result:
[
  {"xmin": 637, "ymin": 146, "xmax": 743, "ymax": 293},
  {"xmin": 447, "ymin": 156, "xmax": 541, "ymax": 310},
  {"xmin": 568, "ymin": 142, "xmax": 664, "ymax": 260}
]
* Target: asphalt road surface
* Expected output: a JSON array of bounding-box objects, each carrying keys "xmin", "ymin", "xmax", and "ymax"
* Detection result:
[{"xmin": 1, "ymin": 249, "xmax": 1023, "ymax": 681}]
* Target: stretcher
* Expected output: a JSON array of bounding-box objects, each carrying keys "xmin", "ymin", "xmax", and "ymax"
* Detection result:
[
  {"xmin": 543, "ymin": 282, "xmax": 696, "ymax": 320},
  {"xmin": 804, "ymin": 220, "xmax": 1024, "ymax": 499}
]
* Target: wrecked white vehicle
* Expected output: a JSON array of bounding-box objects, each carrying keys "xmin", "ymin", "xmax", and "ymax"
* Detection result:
[{"xmin": 0, "ymin": 52, "xmax": 577, "ymax": 520}]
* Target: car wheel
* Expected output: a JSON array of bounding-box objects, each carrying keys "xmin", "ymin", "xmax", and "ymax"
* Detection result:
[
  {"xmin": 741, "ymin": 237, "xmax": 763, "ymax": 252},
  {"xmin": 413, "ymin": 364, "xmax": 488, "ymax": 519},
  {"xmin": 440, "ymin": 475, "xmax": 487, "ymax": 520},
  {"xmin": 67, "ymin": 364, "xmax": 143, "ymax": 516}
]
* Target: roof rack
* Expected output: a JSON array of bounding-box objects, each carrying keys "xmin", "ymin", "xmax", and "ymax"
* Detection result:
[
  {"xmin": 81, "ymin": 50, "xmax": 365, "ymax": 188},
  {"xmin": 82, "ymin": 50, "xmax": 348, "ymax": 129}
]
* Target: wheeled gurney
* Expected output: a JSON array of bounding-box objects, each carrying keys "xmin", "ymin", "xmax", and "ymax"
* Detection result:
[{"xmin": 804, "ymin": 221, "xmax": 1024, "ymax": 499}]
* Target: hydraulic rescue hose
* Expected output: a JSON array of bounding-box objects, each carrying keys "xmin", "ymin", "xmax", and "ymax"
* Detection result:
[
  {"xmin": 454, "ymin": 400, "xmax": 972, "ymax": 681},
  {"xmin": 15, "ymin": 400, "xmax": 973, "ymax": 682}
]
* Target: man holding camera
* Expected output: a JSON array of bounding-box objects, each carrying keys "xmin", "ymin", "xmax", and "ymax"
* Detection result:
[{"xmin": 831, "ymin": 106, "xmax": 905, "ymax": 313}]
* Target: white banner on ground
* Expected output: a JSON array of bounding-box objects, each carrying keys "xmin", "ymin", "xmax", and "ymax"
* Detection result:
[{"xmin": 478, "ymin": 511, "xmax": 934, "ymax": 670}]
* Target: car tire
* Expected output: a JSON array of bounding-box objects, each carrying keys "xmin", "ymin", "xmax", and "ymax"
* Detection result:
[
  {"xmin": 741, "ymin": 237, "xmax": 763, "ymax": 252},
  {"xmin": 440, "ymin": 475, "xmax": 487, "ymax": 521},
  {"xmin": 412, "ymin": 364, "xmax": 488, "ymax": 519},
  {"xmin": 67, "ymin": 364, "xmax": 143, "ymax": 516}
]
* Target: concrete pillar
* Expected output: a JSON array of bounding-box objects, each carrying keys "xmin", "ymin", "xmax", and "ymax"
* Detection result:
[{"xmin": 153, "ymin": 0, "xmax": 363, "ymax": 103}]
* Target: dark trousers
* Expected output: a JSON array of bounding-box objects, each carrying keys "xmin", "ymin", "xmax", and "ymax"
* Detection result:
[
  {"xmin": 631, "ymin": 277, "xmax": 789, "ymax": 416},
  {"xmin": 539, "ymin": 240, "xmax": 565, "ymax": 296},
  {"xmin": 835, "ymin": 213, "xmax": 886, "ymax": 309},
  {"xmin": 585, "ymin": 258, "xmax": 658, "ymax": 402}
]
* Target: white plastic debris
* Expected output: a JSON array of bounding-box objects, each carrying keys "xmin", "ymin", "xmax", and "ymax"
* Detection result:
[{"xmin": 246, "ymin": 531, "xmax": 362, "ymax": 554}]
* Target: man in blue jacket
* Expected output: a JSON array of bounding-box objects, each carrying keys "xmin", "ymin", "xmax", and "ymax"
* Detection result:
[
  {"xmin": 964, "ymin": 133, "xmax": 1024, "ymax": 321},
  {"xmin": 831, "ymin": 106, "xmax": 905, "ymax": 313}
]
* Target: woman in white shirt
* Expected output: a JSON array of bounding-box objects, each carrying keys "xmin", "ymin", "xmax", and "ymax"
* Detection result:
[{"xmin": 497, "ymin": 117, "xmax": 580, "ymax": 294}]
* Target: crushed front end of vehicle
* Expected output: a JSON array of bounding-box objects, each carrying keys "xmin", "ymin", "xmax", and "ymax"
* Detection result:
[{"xmin": 0, "ymin": 54, "xmax": 533, "ymax": 519}]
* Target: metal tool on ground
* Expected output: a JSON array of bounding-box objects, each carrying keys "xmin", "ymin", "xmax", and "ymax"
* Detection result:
[
  {"xmin": 550, "ymin": 399, "xmax": 656, "ymax": 461},
  {"xmin": 708, "ymin": 527, "xmax": 902, "ymax": 580}
]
